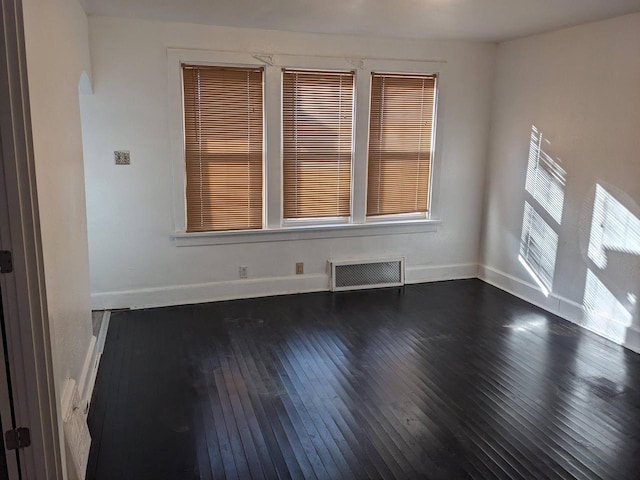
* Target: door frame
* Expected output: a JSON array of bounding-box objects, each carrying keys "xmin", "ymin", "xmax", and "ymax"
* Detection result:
[
  {"xmin": 0, "ymin": 290, "xmax": 19, "ymax": 480},
  {"xmin": 0, "ymin": 0, "xmax": 63, "ymax": 478}
]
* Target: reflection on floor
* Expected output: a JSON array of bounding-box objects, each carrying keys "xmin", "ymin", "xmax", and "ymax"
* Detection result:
[{"xmin": 87, "ymin": 280, "xmax": 640, "ymax": 480}]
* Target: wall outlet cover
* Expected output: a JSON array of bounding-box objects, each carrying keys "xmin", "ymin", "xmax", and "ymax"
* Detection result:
[
  {"xmin": 114, "ymin": 150, "xmax": 130, "ymax": 165},
  {"xmin": 239, "ymin": 266, "xmax": 248, "ymax": 279}
]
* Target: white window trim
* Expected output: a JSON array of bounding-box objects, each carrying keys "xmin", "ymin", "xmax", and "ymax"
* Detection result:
[
  {"xmin": 282, "ymin": 216, "xmax": 351, "ymax": 228},
  {"xmin": 168, "ymin": 48, "xmax": 447, "ymax": 246},
  {"xmin": 167, "ymin": 49, "xmax": 269, "ymax": 234},
  {"xmin": 172, "ymin": 219, "xmax": 441, "ymax": 246},
  {"xmin": 281, "ymin": 67, "xmax": 357, "ymax": 224}
]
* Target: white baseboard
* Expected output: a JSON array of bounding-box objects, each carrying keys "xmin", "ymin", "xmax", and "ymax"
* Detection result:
[
  {"xmin": 76, "ymin": 336, "xmax": 96, "ymax": 411},
  {"xmin": 478, "ymin": 264, "xmax": 583, "ymax": 321},
  {"xmin": 83, "ymin": 311, "xmax": 110, "ymax": 410},
  {"xmin": 91, "ymin": 274, "xmax": 330, "ymax": 310},
  {"xmin": 71, "ymin": 311, "xmax": 112, "ymax": 415},
  {"xmin": 60, "ymin": 311, "xmax": 111, "ymax": 479},
  {"xmin": 89, "ymin": 263, "xmax": 639, "ymax": 354},
  {"xmin": 626, "ymin": 327, "xmax": 640, "ymax": 354},
  {"xmin": 406, "ymin": 263, "xmax": 478, "ymax": 284},
  {"xmin": 91, "ymin": 263, "xmax": 479, "ymax": 310},
  {"xmin": 478, "ymin": 264, "xmax": 640, "ymax": 354}
]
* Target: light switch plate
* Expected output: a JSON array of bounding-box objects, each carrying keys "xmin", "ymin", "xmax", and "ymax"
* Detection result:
[{"xmin": 114, "ymin": 150, "xmax": 130, "ymax": 165}]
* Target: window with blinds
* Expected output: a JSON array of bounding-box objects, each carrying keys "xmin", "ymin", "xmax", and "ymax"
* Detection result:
[
  {"xmin": 367, "ymin": 73, "xmax": 436, "ymax": 217},
  {"xmin": 182, "ymin": 65, "xmax": 264, "ymax": 232},
  {"xmin": 282, "ymin": 69, "xmax": 355, "ymax": 220}
]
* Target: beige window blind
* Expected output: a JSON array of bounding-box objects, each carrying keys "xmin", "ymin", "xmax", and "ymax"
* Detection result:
[
  {"xmin": 282, "ymin": 70, "xmax": 355, "ymax": 219},
  {"xmin": 367, "ymin": 73, "xmax": 436, "ymax": 217},
  {"xmin": 182, "ymin": 65, "xmax": 264, "ymax": 232}
]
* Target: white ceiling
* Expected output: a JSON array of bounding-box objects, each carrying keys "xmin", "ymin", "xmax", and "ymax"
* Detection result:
[{"xmin": 81, "ymin": 0, "xmax": 640, "ymax": 42}]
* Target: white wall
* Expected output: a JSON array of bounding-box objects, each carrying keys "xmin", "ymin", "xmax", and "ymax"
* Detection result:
[
  {"xmin": 81, "ymin": 17, "xmax": 496, "ymax": 309},
  {"xmin": 22, "ymin": 0, "xmax": 95, "ymax": 475},
  {"xmin": 480, "ymin": 13, "xmax": 640, "ymax": 352}
]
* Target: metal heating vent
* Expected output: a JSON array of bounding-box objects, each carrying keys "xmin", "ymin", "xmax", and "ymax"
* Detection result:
[{"xmin": 330, "ymin": 258, "xmax": 405, "ymax": 291}]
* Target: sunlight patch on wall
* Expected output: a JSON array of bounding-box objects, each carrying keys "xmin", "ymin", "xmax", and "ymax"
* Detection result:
[
  {"xmin": 519, "ymin": 202, "xmax": 558, "ymax": 296},
  {"xmin": 581, "ymin": 184, "xmax": 640, "ymax": 345},
  {"xmin": 588, "ymin": 184, "xmax": 640, "ymax": 269},
  {"xmin": 519, "ymin": 126, "xmax": 566, "ymax": 297},
  {"xmin": 582, "ymin": 269, "xmax": 635, "ymax": 344},
  {"xmin": 526, "ymin": 126, "xmax": 567, "ymax": 224}
]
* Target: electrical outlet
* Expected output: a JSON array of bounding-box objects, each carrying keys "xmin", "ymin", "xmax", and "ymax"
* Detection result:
[
  {"xmin": 239, "ymin": 266, "xmax": 248, "ymax": 279},
  {"xmin": 296, "ymin": 262, "xmax": 304, "ymax": 275},
  {"xmin": 114, "ymin": 150, "xmax": 130, "ymax": 165}
]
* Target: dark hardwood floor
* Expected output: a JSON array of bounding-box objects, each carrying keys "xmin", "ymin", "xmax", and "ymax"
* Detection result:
[{"xmin": 86, "ymin": 279, "xmax": 640, "ymax": 479}]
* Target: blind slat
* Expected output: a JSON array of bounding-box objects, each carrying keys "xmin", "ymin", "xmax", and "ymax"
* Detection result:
[
  {"xmin": 282, "ymin": 70, "xmax": 354, "ymax": 219},
  {"xmin": 367, "ymin": 73, "xmax": 436, "ymax": 217},
  {"xmin": 183, "ymin": 65, "xmax": 264, "ymax": 232}
]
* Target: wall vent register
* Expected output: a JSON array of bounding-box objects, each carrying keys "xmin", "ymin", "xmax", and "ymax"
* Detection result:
[{"xmin": 330, "ymin": 257, "xmax": 405, "ymax": 291}]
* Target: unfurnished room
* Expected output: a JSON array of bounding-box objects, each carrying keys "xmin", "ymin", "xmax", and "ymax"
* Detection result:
[{"xmin": 0, "ymin": 0, "xmax": 639, "ymax": 479}]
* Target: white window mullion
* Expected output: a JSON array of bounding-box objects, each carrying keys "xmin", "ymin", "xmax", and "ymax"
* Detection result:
[
  {"xmin": 351, "ymin": 69, "xmax": 371, "ymax": 224},
  {"xmin": 264, "ymin": 65, "xmax": 282, "ymax": 229}
]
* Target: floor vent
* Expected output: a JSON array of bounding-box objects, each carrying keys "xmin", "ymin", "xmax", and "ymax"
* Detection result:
[{"xmin": 330, "ymin": 258, "xmax": 405, "ymax": 291}]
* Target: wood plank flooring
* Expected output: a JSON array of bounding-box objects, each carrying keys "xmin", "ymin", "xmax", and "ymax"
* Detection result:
[{"xmin": 86, "ymin": 279, "xmax": 640, "ymax": 479}]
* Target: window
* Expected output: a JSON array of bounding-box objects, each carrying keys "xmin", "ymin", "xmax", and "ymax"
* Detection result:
[
  {"xmin": 171, "ymin": 49, "xmax": 443, "ymax": 244},
  {"xmin": 182, "ymin": 65, "xmax": 264, "ymax": 232},
  {"xmin": 282, "ymin": 70, "xmax": 355, "ymax": 220},
  {"xmin": 367, "ymin": 73, "xmax": 436, "ymax": 217}
]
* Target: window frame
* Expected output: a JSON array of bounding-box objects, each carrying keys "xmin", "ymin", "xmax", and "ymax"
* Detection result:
[
  {"xmin": 169, "ymin": 49, "xmax": 268, "ymax": 235},
  {"xmin": 281, "ymin": 67, "xmax": 357, "ymax": 226},
  {"xmin": 182, "ymin": 63, "xmax": 266, "ymax": 232},
  {"xmin": 168, "ymin": 49, "xmax": 444, "ymax": 246},
  {"xmin": 365, "ymin": 71, "xmax": 439, "ymax": 220}
]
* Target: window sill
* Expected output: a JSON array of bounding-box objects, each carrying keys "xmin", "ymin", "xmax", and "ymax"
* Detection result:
[{"xmin": 172, "ymin": 219, "xmax": 441, "ymax": 246}]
